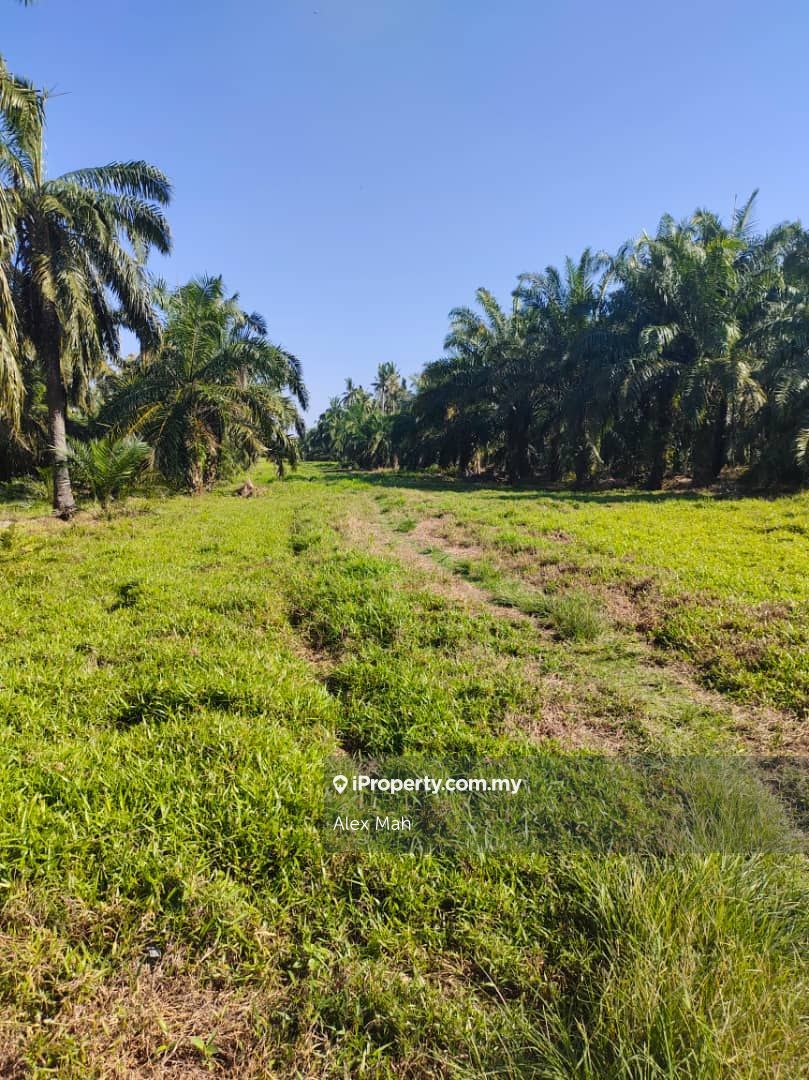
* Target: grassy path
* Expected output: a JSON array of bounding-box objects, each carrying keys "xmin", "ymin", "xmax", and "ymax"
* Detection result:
[
  {"xmin": 334, "ymin": 482, "xmax": 802, "ymax": 754},
  {"xmin": 0, "ymin": 465, "xmax": 807, "ymax": 1076}
]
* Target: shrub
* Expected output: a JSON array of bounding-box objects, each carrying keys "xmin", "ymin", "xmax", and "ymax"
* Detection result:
[{"xmin": 68, "ymin": 435, "xmax": 152, "ymax": 507}]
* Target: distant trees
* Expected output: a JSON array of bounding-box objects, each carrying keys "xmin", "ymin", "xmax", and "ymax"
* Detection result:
[
  {"xmin": 417, "ymin": 289, "xmax": 534, "ymax": 481},
  {"xmin": 305, "ymin": 364, "xmax": 410, "ymax": 468},
  {"xmin": 2, "ymin": 36, "xmax": 806, "ymax": 497},
  {"xmin": 373, "ymin": 361, "xmax": 408, "ymax": 415},
  {"xmin": 310, "ymin": 196, "xmax": 809, "ymax": 489}
]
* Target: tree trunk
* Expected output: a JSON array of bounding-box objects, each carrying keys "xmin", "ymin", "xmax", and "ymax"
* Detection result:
[
  {"xmin": 506, "ymin": 406, "xmax": 531, "ymax": 483},
  {"xmin": 710, "ymin": 394, "xmax": 729, "ymax": 481},
  {"xmin": 646, "ymin": 389, "xmax": 676, "ymax": 490},
  {"xmin": 574, "ymin": 446, "xmax": 591, "ymax": 489},
  {"xmin": 45, "ymin": 345, "xmax": 76, "ymax": 518},
  {"xmin": 573, "ymin": 417, "xmax": 594, "ymax": 489},
  {"xmin": 547, "ymin": 432, "xmax": 563, "ymax": 482}
]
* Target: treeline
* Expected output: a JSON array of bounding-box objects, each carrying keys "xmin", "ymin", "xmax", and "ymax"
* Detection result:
[
  {"xmin": 308, "ymin": 196, "xmax": 809, "ymax": 488},
  {"xmin": 0, "ymin": 55, "xmax": 306, "ymax": 515}
]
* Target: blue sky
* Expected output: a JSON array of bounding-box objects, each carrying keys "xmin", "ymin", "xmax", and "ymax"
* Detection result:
[{"xmin": 3, "ymin": 0, "xmax": 808, "ymax": 419}]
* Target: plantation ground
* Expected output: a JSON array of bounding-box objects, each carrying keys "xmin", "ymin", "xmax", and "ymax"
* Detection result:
[{"xmin": 0, "ymin": 463, "xmax": 808, "ymax": 1077}]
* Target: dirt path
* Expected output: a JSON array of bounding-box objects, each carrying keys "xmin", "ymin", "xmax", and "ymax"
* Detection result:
[{"xmin": 336, "ymin": 495, "xmax": 806, "ymax": 754}]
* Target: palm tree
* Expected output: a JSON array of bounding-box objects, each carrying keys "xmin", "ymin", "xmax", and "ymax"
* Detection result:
[
  {"xmin": 306, "ymin": 196, "xmax": 809, "ymax": 491},
  {"xmin": 516, "ymin": 249, "xmax": 615, "ymax": 485},
  {"xmin": 341, "ymin": 377, "xmax": 372, "ymax": 409},
  {"xmin": 6, "ymin": 84, "xmax": 171, "ymax": 515},
  {"xmin": 0, "ymin": 56, "xmax": 42, "ymax": 428},
  {"xmin": 372, "ymin": 362, "xmax": 407, "ymax": 414},
  {"xmin": 414, "ymin": 258, "xmax": 614, "ymax": 484},
  {"xmin": 415, "ymin": 340, "xmax": 495, "ymax": 477},
  {"xmin": 749, "ymin": 252, "xmax": 809, "ymax": 481},
  {"xmin": 100, "ymin": 276, "xmax": 308, "ymax": 490},
  {"xmin": 68, "ymin": 434, "xmax": 151, "ymax": 508},
  {"xmin": 304, "ymin": 395, "xmax": 346, "ymax": 460},
  {"xmin": 429, "ymin": 288, "xmax": 538, "ymax": 480},
  {"xmin": 613, "ymin": 196, "xmax": 770, "ymax": 487}
]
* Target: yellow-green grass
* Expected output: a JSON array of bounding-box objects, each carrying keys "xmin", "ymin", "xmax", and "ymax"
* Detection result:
[
  {"xmin": 0, "ymin": 478, "xmax": 51, "ymax": 522},
  {"xmin": 357, "ymin": 471, "xmax": 809, "ymax": 718},
  {"xmin": 0, "ymin": 464, "xmax": 807, "ymax": 1076}
]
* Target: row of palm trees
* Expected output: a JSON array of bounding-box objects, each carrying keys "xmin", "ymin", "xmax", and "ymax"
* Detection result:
[
  {"xmin": 310, "ymin": 197, "xmax": 809, "ymax": 488},
  {"xmin": 0, "ymin": 52, "xmax": 306, "ymax": 513},
  {"xmin": 305, "ymin": 364, "xmax": 410, "ymax": 468}
]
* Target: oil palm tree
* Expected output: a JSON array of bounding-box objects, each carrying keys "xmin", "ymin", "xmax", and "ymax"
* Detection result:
[
  {"xmin": 749, "ymin": 276, "xmax": 809, "ymax": 480},
  {"xmin": 516, "ymin": 249, "xmax": 615, "ymax": 485},
  {"xmin": 426, "ymin": 288, "xmax": 539, "ymax": 480},
  {"xmin": 372, "ymin": 362, "xmax": 407, "ymax": 414},
  {"xmin": 341, "ymin": 377, "xmax": 371, "ymax": 409},
  {"xmin": 68, "ymin": 433, "xmax": 151, "ymax": 507},
  {"xmin": 7, "ymin": 86, "xmax": 171, "ymax": 515},
  {"xmin": 416, "ymin": 339, "xmax": 495, "ymax": 477},
  {"xmin": 0, "ymin": 56, "xmax": 42, "ymax": 428},
  {"xmin": 304, "ymin": 395, "xmax": 345, "ymax": 460},
  {"xmin": 614, "ymin": 197, "xmax": 769, "ymax": 487},
  {"xmin": 100, "ymin": 276, "xmax": 308, "ymax": 490}
]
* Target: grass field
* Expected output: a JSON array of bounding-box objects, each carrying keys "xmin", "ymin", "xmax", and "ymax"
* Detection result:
[{"xmin": 1, "ymin": 464, "xmax": 808, "ymax": 1077}]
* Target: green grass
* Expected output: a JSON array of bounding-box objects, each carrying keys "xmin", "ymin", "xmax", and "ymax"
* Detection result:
[
  {"xmin": 0, "ymin": 477, "xmax": 50, "ymax": 520},
  {"xmin": 393, "ymin": 516, "xmax": 417, "ymax": 533},
  {"xmin": 0, "ymin": 463, "xmax": 807, "ymax": 1076},
  {"xmin": 429, "ymin": 550, "xmax": 606, "ymax": 642},
  {"xmin": 357, "ymin": 471, "xmax": 809, "ymax": 717}
]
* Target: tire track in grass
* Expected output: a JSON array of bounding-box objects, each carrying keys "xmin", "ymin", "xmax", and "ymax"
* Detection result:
[
  {"xmin": 330, "ymin": 498, "xmax": 641, "ymax": 753},
  {"xmin": 356, "ymin": 495, "xmax": 806, "ymax": 755}
]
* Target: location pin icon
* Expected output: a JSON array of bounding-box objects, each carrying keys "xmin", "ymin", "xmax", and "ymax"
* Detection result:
[{"xmin": 332, "ymin": 774, "xmax": 348, "ymax": 794}]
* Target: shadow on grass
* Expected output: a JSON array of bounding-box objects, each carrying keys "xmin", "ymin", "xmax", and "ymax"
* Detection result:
[
  {"xmin": 0, "ymin": 478, "xmax": 47, "ymax": 505},
  {"xmin": 301, "ymin": 463, "xmax": 765, "ymax": 506}
]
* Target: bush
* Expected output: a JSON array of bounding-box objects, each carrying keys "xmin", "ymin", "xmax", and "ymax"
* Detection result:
[{"xmin": 68, "ymin": 435, "xmax": 152, "ymax": 507}]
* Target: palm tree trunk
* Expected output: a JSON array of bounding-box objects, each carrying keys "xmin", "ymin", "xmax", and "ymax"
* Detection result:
[
  {"xmin": 45, "ymin": 344, "xmax": 76, "ymax": 518},
  {"xmin": 574, "ymin": 416, "xmax": 594, "ymax": 489},
  {"xmin": 710, "ymin": 394, "xmax": 729, "ymax": 481},
  {"xmin": 646, "ymin": 390, "xmax": 676, "ymax": 490},
  {"xmin": 506, "ymin": 406, "xmax": 531, "ymax": 482},
  {"xmin": 547, "ymin": 431, "xmax": 563, "ymax": 482},
  {"xmin": 574, "ymin": 446, "xmax": 591, "ymax": 489},
  {"xmin": 646, "ymin": 420, "xmax": 673, "ymax": 490}
]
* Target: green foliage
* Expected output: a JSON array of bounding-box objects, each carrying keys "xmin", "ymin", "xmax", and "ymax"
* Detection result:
[
  {"xmin": 2, "ymin": 80, "xmax": 171, "ymax": 513},
  {"xmin": 304, "ymin": 366, "xmax": 410, "ymax": 468},
  {"xmin": 68, "ymin": 434, "xmax": 151, "ymax": 507},
  {"xmin": 99, "ymin": 277, "xmax": 307, "ymax": 491},
  {"xmin": 310, "ymin": 197, "xmax": 809, "ymax": 490},
  {"xmin": 0, "ymin": 521, "xmax": 16, "ymax": 551},
  {"xmin": 0, "ymin": 56, "xmax": 42, "ymax": 427}
]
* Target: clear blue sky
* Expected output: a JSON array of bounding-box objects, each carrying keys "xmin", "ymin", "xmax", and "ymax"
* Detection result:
[{"xmin": 3, "ymin": 0, "xmax": 808, "ymax": 420}]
